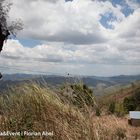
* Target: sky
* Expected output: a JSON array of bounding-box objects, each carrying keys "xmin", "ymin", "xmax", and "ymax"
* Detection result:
[{"xmin": 0, "ymin": 0, "xmax": 140, "ymax": 76}]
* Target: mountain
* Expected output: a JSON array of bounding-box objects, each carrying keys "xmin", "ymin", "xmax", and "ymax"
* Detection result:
[{"xmin": 0, "ymin": 74, "xmax": 140, "ymax": 95}]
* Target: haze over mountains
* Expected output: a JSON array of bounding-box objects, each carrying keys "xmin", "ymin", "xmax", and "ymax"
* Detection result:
[{"xmin": 0, "ymin": 74, "xmax": 140, "ymax": 96}]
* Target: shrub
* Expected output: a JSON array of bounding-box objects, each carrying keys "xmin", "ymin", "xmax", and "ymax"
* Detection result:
[
  {"xmin": 115, "ymin": 103, "xmax": 125, "ymax": 117},
  {"xmin": 123, "ymin": 97, "xmax": 137, "ymax": 112},
  {"xmin": 123, "ymin": 88, "xmax": 140, "ymax": 112},
  {"xmin": 95, "ymin": 107, "xmax": 101, "ymax": 116},
  {"xmin": 134, "ymin": 89, "xmax": 140, "ymax": 109},
  {"xmin": 108, "ymin": 101, "xmax": 116, "ymax": 114},
  {"xmin": 68, "ymin": 84, "xmax": 95, "ymax": 108}
]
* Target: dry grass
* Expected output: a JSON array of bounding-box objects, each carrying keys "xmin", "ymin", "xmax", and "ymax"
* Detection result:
[
  {"xmin": 0, "ymin": 83, "xmax": 140, "ymax": 140},
  {"xmin": 0, "ymin": 83, "xmax": 92, "ymax": 140},
  {"xmin": 91, "ymin": 115, "xmax": 140, "ymax": 140}
]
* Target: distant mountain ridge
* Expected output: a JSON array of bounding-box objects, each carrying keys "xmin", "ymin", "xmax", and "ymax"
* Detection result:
[{"xmin": 0, "ymin": 74, "xmax": 140, "ymax": 94}]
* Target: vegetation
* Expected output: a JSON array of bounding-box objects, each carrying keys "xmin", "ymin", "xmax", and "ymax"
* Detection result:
[
  {"xmin": 95, "ymin": 107, "xmax": 101, "ymax": 116},
  {"xmin": 108, "ymin": 101, "xmax": 125, "ymax": 117},
  {"xmin": 0, "ymin": 0, "xmax": 23, "ymax": 36},
  {"xmin": 108, "ymin": 101, "xmax": 116, "ymax": 114},
  {"xmin": 68, "ymin": 84, "xmax": 95, "ymax": 108},
  {"xmin": 115, "ymin": 128, "xmax": 126, "ymax": 140},
  {"xmin": 0, "ymin": 84, "xmax": 92, "ymax": 140},
  {"xmin": 115, "ymin": 103, "xmax": 125, "ymax": 117},
  {"xmin": 123, "ymin": 88, "xmax": 140, "ymax": 112},
  {"xmin": 0, "ymin": 0, "xmax": 23, "ymax": 52},
  {"xmin": 99, "ymin": 82, "xmax": 140, "ymax": 116},
  {"xmin": 0, "ymin": 82, "xmax": 140, "ymax": 140}
]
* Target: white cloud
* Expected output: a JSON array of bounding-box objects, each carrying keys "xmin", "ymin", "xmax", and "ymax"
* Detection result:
[
  {"xmin": 125, "ymin": 0, "xmax": 140, "ymax": 9},
  {"xmin": 0, "ymin": 0, "xmax": 139, "ymax": 76},
  {"xmin": 8, "ymin": 0, "xmax": 125, "ymax": 44},
  {"xmin": 0, "ymin": 38, "xmax": 139, "ymax": 75},
  {"xmin": 114, "ymin": 8, "xmax": 140, "ymax": 38}
]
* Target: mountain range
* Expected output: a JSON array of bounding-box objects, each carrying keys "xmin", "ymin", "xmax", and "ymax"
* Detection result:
[{"xmin": 0, "ymin": 74, "xmax": 140, "ymax": 95}]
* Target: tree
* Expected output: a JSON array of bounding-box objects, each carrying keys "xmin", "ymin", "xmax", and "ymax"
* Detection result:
[
  {"xmin": 108, "ymin": 101, "xmax": 115, "ymax": 114},
  {"xmin": 0, "ymin": 0, "xmax": 23, "ymax": 78},
  {"xmin": 123, "ymin": 97, "xmax": 137, "ymax": 112},
  {"xmin": 123, "ymin": 88, "xmax": 140, "ymax": 112},
  {"xmin": 134, "ymin": 89, "xmax": 140, "ymax": 105},
  {"xmin": 0, "ymin": 0, "xmax": 23, "ymax": 52}
]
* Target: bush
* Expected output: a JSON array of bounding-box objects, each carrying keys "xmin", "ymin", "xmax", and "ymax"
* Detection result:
[
  {"xmin": 123, "ymin": 88, "xmax": 140, "ymax": 112},
  {"xmin": 115, "ymin": 103, "xmax": 125, "ymax": 117},
  {"xmin": 95, "ymin": 107, "xmax": 101, "ymax": 116},
  {"xmin": 108, "ymin": 101, "xmax": 116, "ymax": 114},
  {"xmin": 134, "ymin": 89, "xmax": 140, "ymax": 109},
  {"xmin": 69, "ymin": 84, "xmax": 95, "ymax": 108}
]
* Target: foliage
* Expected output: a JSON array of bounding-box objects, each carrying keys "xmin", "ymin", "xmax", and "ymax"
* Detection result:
[
  {"xmin": 123, "ymin": 97, "xmax": 136, "ymax": 112},
  {"xmin": 107, "ymin": 88, "xmax": 140, "ymax": 116},
  {"xmin": 0, "ymin": 83, "xmax": 140, "ymax": 140},
  {"xmin": 108, "ymin": 101, "xmax": 116, "ymax": 114},
  {"xmin": 123, "ymin": 88, "xmax": 140, "ymax": 112},
  {"xmin": 0, "ymin": 0, "xmax": 23, "ymax": 37},
  {"xmin": 134, "ymin": 89, "xmax": 140, "ymax": 108},
  {"xmin": 115, "ymin": 103, "xmax": 125, "ymax": 117},
  {"xmin": 95, "ymin": 107, "xmax": 101, "ymax": 116},
  {"xmin": 70, "ymin": 84, "xmax": 95, "ymax": 108},
  {"xmin": 108, "ymin": 101, "xmax": 125, "ymax": 116}
]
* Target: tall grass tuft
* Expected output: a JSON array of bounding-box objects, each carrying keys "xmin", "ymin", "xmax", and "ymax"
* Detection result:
[{"xmin": 0, "ymin": 83, "xmax": 94, "ymax": 140}]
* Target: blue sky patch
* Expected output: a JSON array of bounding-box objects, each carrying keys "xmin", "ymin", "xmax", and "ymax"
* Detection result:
[
  {"xmin": 122, "ymin": 5, "xmax": 134, "ymax": 17},
  {"xmin": 18, "ymin": 38, "xmax": 42, "ymax": 48},
  {"xmin": 100, "ymin": 12, "xmax": 117, "ymax": 29},
  {"xmin": 110, "ymin": 0, "xmax": 134, "ymax": 17}
]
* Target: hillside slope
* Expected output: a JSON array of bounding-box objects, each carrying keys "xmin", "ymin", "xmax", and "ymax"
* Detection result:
[
  {"xmin": 102, "ymin": 81, "xmax": 140, "ymax": 102},
  {"xmin": 0, "ymin": 83, "xmax": 140, "ymax": 140}
]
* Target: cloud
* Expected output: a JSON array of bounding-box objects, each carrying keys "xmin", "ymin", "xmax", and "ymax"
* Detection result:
[
  {"xmin": 114, "ymin": 8, "xmax": 140, "ymax": 38},
  {"xmin": 125, "ymin": 0, "xmax": 140, "ymax": 9},
  {"xmin": 0, "ymin": 0, "xmax": 139, "ymax": 76},
  {"xmin": 8, "ymin": 0, "xmax": 140, "ymax": 45},
  {"xmin": 9, "ymin": 0, "xmax": 125, "ymax": 44},
  {"xmin": 0, "ymin": 38, "xmax": 139, "ymax": 75},
  {"xmin": 0, "ymin": 40, "xmax": 122, "ymax": 64}
]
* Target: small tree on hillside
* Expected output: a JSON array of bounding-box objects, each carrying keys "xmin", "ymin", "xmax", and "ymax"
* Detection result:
[
  {"xmin": 134, "ymin": 89, "xmax": 140, "ymax": 106},
  {"xmin": 108, "ymin": 101, "xmax": 116, "ymax": 114},
  {"xmin": 123, "ymin": 97, "xmax": 137, "ymax": 112}
]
